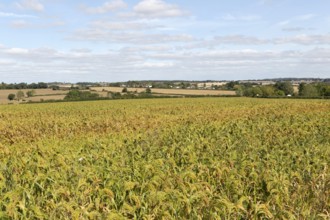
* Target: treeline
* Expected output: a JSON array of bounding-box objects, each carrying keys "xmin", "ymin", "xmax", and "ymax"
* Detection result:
[
  {"xmin": 261, "ymin": 77, "xmax": 329, "ymax": 82},
  {"xmin": 64, "ymin": 90, "xmax": 100, "ymax": 101},
  {"xmin": 109, "ymin": 81, "xmax": 194, "ymax": 89},
  {"xmin": 64, "ymin": 88, "xmax": 154, "ymax": 101},
  {"xmin": 0, "ymin": 82, "xmax": 48, "ymax": 89},
  {"xmin": 235, "ymin": 82, "xmax": 330, "ymax": 98}
]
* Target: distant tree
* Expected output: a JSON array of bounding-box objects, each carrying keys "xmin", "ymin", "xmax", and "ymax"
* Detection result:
[
  {"xmin": 299, "ymin": 84, "xmax": 319, "ymax": 97},
  {"xmin": 50, "ymin": 85, "xmax": 60, "ymax": 90},
  {"xmin": 298, "ymin": 83, "xmax": 306, "ymax": 96},
  {"xmin": 26, "ymin": 90, "xmax": 36, "ymax": 97},
  {"xmin": 65, "ymin": 90, "xmax": 79, "ymax": 100},
  {"xmin": 252, "ymin": 87, "xmax": 263, "ymax": 97},
  {"xmin": 16, "ymin": 90, "xmax": 25, "ymax": 101},
  {"xmin": 243, "ymin": 87, "xmax": 253, "ymax": 97},
  {"xmin": 243, "ymin": 86, "xmax": 262, "ymax": 97},
  {"xmin": 234, "ymin": 85, "xmax": 244, "ymax": 96},
  {"xmin": 323, "ymin": 86, "xmax": 330, "ymax": 97},
  {"xmin": 276, "ymin": 90, "xmax": 286, "ymax": 96},
  {"xmin": 8, "ymin": 94, "xmax": 15, "ymax": 101},
  {"xmin": 315, "ymin": 83, "xmax": 330, "ymax": 97},
  {"xmin": 261, "ymin": 86, "xmax": 275, "ymax": 97},
  {"xmin": 37, "ymin": 82, "xmax": 48, "ymax": 88},
  {"xmin": 122, "ymin": 87, "xmax": 128, "ymax": 93},
  {"xmin": 30, "ymin": 83, "xmax": 38, "ymax": 89},
  {"xmin": 108, "ymin": 92, "xmax": 122, "ymax": 99},
  {"xmin": 146, "ymin": 87, "xmax": 151, "ymax": 94},
  {"xmin": 110, "ymin": 82, "xmax": 121, "ymax": 87},
  {"xmin": 64, "ymin": 90, "xmax": 99, "ymax": 100},
  {"xmin": 226, "ymin": 81, "xmax": 239, "ymax": 90},
  {"xmin": 16, "ymin": 83, "xmax": 28, "ymax": 89},
  {"xmin": 180, "ymin": 82, "xmax": 191, "ymax": 89},
  {"xmin": 275, "ymin": 82, "xmax": 294, "ymax": 95}
]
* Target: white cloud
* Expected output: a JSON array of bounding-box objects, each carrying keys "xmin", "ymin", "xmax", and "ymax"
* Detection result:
[
  {"xmin": 16, "ymin": 0, "xmax": 44, "ymax": 12},
  {"xmin": 5, "ymin": 47, "xmax": 29, "ymax": 55},
  {"xmin": 10, "ymin": 19, "xmax": 65, "ymax": 29},
  {"xmin": 0, "ymin": 11, "xmax": 37, "ymax": 18},
  {"xmin": 83, "ymin": 0, "xmax": 127, "ymax": 14},
  {"xmin": 89, "ymin": 20, "xmax": 156, "ymax": 31},
  {"xmin": 121, "ymin": 45, "xmax": 172, "ymax": 52},
  {"xmin": 70, "ymin": 26, "xmax": 194, "ymax": 44},
  {"xmin": 1, "ymin": 1, "xmax": 329, "ymax": 82},
  {"xmin": 140, "ymin": 61, "xmax": 174, "ymax": 68},
  {"xmin": 187, "ymin": 34, "xmax": 330, "ymax": 48},
  {"xmin": 213, "ymin": 35, "xmax": 268, "ymax": 45},
  {"xmin": 222, "ymin": 14, "xmax": 261, "ymax": 21},
  {"xmin": 70, "ymin": 48, "xmax": 92, "ymax": 54},
  {"xmin": 281, "ymin": 27, "xmax": 315, "ymax": 32},
  {"xmin": 133, "ymin": 0, "xmax": 187, "ymax": 18},
  {"xmin": 0, "ymin": 59, "xmax": 15, "ymax": 65},
  {"xmin": 1, "ymin": 43, "xmax": 330, "ymax": 82},
  {"xmin": 274, "ymin": 34, "xmax": 330, "ymax": 45}
]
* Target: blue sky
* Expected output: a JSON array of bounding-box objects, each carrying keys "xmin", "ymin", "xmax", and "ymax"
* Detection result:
[{"xmin": 0, "ymin": 0, "xmax": 330, "ymax": 82}]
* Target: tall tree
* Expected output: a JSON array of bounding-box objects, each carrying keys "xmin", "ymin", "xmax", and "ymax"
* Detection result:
[
  {"xmin": 275, "ymin": 82, "xmax": 294, "ymax": 95},
  {"xmin": 299, "ymin": 84, "xmax": 319, "ymax": 97},
  {"xmin": 16, "ymin": 90, "xmax": 25, "ymax": 101}
]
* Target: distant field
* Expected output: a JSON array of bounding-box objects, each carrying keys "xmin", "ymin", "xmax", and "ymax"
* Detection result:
[
  {"xmin": 0, "ymin": 98, "xmax": 329, "ymax": 219},
  {"xmin": 90, "ymin": 87, "xmax": 236, "ymax": 96},
  {"xmin": 0, "ymin": 89, "xmax": 67, "ymax": 104},
  {"xmin": 0, "ymin": 88, "xmax": 236, "ymax": 104},
  {"xmin": 27, "ymin": 95, "xmax": 66, "ymax": 102}
]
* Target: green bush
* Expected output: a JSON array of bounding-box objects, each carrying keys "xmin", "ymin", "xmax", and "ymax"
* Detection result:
[
  {"xmin": 7, "ymin": 93, "xmax": 15, "ymax": 101},
  {"xmin": 64, "ymin": 90, "xmax": 100, "ymax": 100}
]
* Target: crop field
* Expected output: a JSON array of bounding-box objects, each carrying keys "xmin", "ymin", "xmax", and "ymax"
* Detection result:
[
  {"xmin": 27, "ymin": 95, "xmax": 66, "ymax": 102},
  {"xmin": 90, "ymin": 87, "xmax": 236, "ymax": 96},
  {"xmin": 0, "ymin": 98, "xmax": 329, "ymax": 219}
]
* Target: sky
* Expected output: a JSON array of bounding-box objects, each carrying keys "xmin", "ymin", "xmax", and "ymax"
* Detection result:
[{"xmin": 0, "ymin": 0, "xmax": 330, "ymax": 83}]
